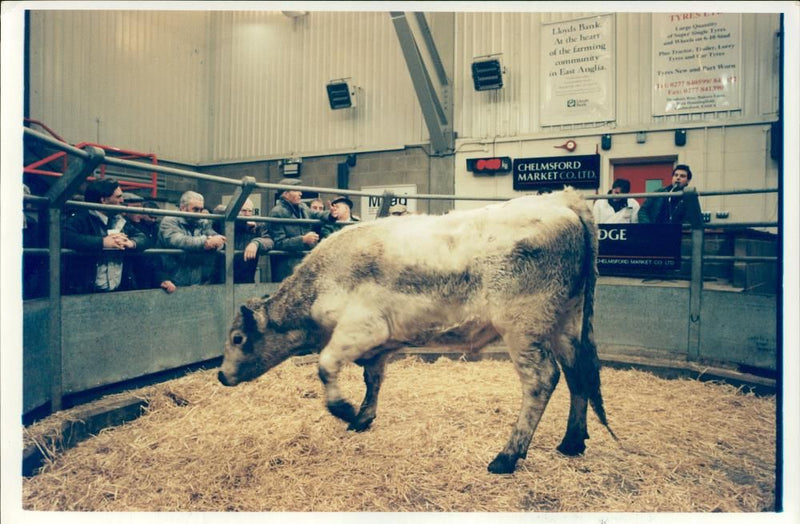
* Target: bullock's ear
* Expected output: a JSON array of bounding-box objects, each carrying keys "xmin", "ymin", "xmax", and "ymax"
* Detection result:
[{"xmin": 240, "ymin": 304, "xmax": 258, "ymax": 333}]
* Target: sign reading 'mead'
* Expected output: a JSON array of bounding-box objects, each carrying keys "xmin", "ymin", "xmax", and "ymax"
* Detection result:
[{"xmin": 513, "ymin": 154, "xmax": 600, "ymax": 191}]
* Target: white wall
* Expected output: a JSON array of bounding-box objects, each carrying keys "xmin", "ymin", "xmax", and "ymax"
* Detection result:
[
  {"xmin": 28, "ymin": 10, "xmax": 210, "ymax": 163},
  {"xmin": 27, "ymin": 10, "xmax": 781, "ymax": 156},
  {"xmin": 27, "ymin": 9, "xmax": 429, "ymax": 165},
  {"xmin": 206, "ymin": 10, "xmax": 427, "ymax": 163}
]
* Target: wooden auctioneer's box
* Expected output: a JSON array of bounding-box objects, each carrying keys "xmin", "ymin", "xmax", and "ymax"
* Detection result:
[{"xmin": 597, "ymin": 223, "xmax": 682, "ymax": 275}]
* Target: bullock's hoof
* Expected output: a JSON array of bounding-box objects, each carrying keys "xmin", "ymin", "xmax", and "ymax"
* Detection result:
[
  {"xmin": 347, "ymin": 417, "xmax": 374, "ymax": 432},
  {"xmin": 556, "ymin": 439, "xmax": 586, "ymax": 456},
  {"xmin": 327, "ymin": 400, "xmax": 357, "ymax": 424},
  {"xmin": 487, "ymin": 453, "xmax": 518, "ymax": 474}
]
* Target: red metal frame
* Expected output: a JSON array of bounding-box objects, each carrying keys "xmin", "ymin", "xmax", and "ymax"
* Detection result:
[{"xmin": 24, "ymin": 118, "xmax": 160, "ymax": 198}]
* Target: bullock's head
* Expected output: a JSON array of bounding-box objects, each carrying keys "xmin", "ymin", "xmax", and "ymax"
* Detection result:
[{"xmin": 217, "ymin": 297, "xmax": 313, "ymax": 387}]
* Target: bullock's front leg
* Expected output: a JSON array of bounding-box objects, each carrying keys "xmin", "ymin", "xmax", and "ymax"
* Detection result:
[
  {"xmin": 317, "ymin": 311, "xmax": 390, "ymax": 427},
  {"xmin": 318, "ymin": 352, "xmax": 357, "ymax": 425},
  {"xmin": 488, "ymin": 341, "xmax": 560, "ymax": 474},
  {"xmin": 349, "ymin": 352, "xmax": 389, "ymax": 432}
]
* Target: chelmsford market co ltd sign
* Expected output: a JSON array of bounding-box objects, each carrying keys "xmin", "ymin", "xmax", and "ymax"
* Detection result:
[
  {"xmin": 511, "ymin": 155, "xmax": 680, "ymax": 274},
  {"xmin": 513, "ymin": 154, "xmax": 600, "ymax": 191}
]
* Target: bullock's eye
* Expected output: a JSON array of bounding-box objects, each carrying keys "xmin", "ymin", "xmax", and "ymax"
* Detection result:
[{"xmin": 232, "ymin": 335, "xmax": 244, "ymax": 345}]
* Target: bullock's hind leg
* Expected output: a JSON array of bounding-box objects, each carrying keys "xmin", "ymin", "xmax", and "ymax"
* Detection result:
[
  {"xmin": 552, "ymin": 334, "xmax": 590, "ymax": 456},
  {"xmin": 488, "ymin": 335, "xmax": 560, "ymax": 474},
  {"xmin": 349, "ymin": 352, "xmax": 390, "ymax": 432},
  {"xmin": 550, "ymin": 297, "xmax": 600, "ymax": 457}
]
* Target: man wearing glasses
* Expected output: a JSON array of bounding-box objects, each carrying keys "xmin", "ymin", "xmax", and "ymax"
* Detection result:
[{"xmin": 158, "ymin": 190, "xmax": 226, "ymax": 289}]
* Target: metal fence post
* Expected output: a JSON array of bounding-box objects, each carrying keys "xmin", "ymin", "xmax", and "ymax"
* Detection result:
[
  {"xmin": 46, "ymin": 207, "xmax": 63, "ymax": 410},
  {"xmin": 378, "ymin": 191, "xmax": 395, "ymax": 218},
  {"xmin": 682, "ymin": 187, "xmax": 705, "ymax": 361},
  {"xmin": 223, "ymin": 177, "xmax": 256, "ymax": 320},
  {"xmin": 42, "ymin": 146, "xmax": 106, "ymax": 411}
]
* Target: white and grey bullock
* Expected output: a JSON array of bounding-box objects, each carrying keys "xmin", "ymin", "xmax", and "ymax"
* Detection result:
[{"xmin": 218, "ymin": 188, "xmax": 616, "ymax": 474}]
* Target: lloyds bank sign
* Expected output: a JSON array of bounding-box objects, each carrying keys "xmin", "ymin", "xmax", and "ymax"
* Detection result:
[{"xmin": 513, "ymin": 154, "xmax": 600, "ymax": 191}]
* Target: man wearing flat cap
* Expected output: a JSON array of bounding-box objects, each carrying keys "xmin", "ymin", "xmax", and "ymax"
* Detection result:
[
  {"xmin": 388, "ymin": 203, "xmax": 408, "ymax": 216},
  {"xmin": 321, "ymin": 195, "xmax": 360, "ymax": 239},
  {"xmin": 268, "ymin": 177, "xmax": 329, "ymax": 281}
]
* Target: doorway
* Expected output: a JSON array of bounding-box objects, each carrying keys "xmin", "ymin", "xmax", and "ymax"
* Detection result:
[{"xmin": 613, "ymin": 161, "xmax": 675, "ymax": 204}]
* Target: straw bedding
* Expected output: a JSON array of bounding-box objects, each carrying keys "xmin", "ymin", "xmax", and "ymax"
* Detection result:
[{"xmin": 23, "ymin": 356, "xmax": 776, "ymax": 512}]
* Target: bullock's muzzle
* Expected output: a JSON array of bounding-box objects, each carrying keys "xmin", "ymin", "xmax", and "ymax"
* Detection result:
[{"xmin": 217, "ymin": 370, "xmax": 232, "ymax": 387}]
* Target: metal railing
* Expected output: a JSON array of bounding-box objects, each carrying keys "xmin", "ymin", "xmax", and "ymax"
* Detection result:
[
  {"xmin": 23, "ymin": 123, "xmax": 781, "ymax": 295},
  {"xmin": 24, "ymin": 120, "xmax": 161, "ymax": 198},
  {"xmin": 21, "ymin": 127, "xmax": 780, "ymax": 411}
]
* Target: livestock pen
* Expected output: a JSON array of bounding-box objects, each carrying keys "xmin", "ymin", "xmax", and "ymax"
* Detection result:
[
  {"xmin": 15, "ymin": 127, "xmax": 785, "ymax": 517},
  {"xmin": 23, "ymin": 358, "xmax": 775, "ymax": 512}
]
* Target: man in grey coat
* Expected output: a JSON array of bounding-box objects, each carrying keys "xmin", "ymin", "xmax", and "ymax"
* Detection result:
[
  {"xmin": 158, "ymin": 190, "xmax": 226, "ymax": 289},
  {"xmin": 268, "ymin": 178, "xmax": 329, "ymax": 281}
]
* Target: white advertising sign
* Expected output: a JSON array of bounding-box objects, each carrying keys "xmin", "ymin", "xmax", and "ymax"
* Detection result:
[
  {"xmin": 360, "ymin": 184, "xmax": 417, "ymax": 221},
  {"xmin": 540, "ymin": 14, "xmax": 615, "ymax": 126},
  {"xmin": 652, "ymin": 12, "xmax": 742, "ymax": 115}
]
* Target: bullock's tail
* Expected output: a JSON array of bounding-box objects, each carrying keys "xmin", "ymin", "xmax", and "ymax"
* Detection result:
[{"xmin": 577, "ymin": 208, "xmax": 618, "ymax": 442}]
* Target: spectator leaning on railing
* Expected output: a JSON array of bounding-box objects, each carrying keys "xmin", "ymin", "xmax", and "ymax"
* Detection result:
[
  {"xmin": 62, "ymin": 179, "xmax": 150, "ymax": 295},
  {"xmin": 210, "ymin": 198, "xmax": 275, "ymax": 283},
  {"xmin": 123, "ymin": 194, "xmax": 173, "ymax": 291},
  {"xmin": 321, "ymin": 195, "xmax": 359, "ymax": 239},
  {"xmin": 388, "ymin": 203, "xmax": 408, "ymax": 216},
  {"xmin": 267, "ymin": 178, "xmax": 330, "ymax": 281},
  {"xmin": 158, "ymin": 190, "xmax": 225, "ymax": 290},
  {"xmin": 309, "ymin": 198, "xmax": 325, "ymax": 213}
]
